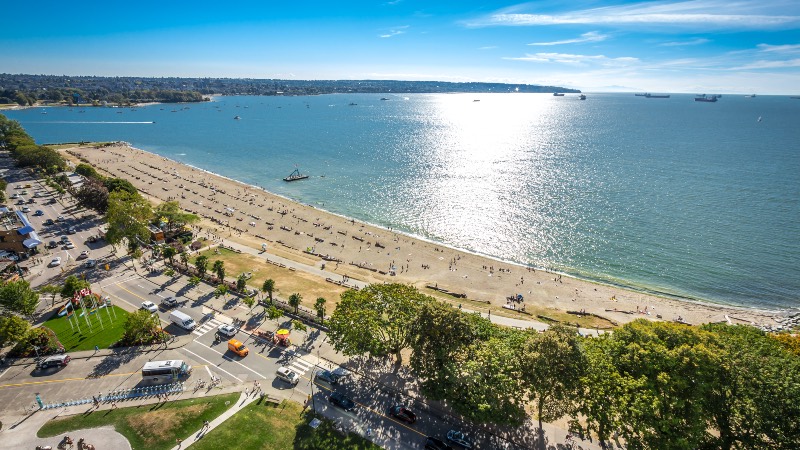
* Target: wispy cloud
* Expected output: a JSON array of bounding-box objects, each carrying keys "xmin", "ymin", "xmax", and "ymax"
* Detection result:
[
  {"xmin": 757, "ymin": 43, "xmax": 800, "ymax": 53},
  {"xmin": 379, "ymin": 26, "xmax": 409, "ymax": 38},
  {"xmin": 478, "ymin": 46, "xmax": 498, "ymax": 50},
  {"xmin": 528, "ymin": 31, "xmax": 608, "ymax": 46},
  {"xmin": 467, "ymin": 0, "xmax": 800, "ymax": 31},
  {"xmin": 659, "ymin": 38, "xmax": 710, "ymax": 46},
  {"xmin": 506, "ymin": 52, "xmax": 639, "ymax": 66},
  {"xmin": 385, "ymin": 0, "xmax": 403, "ymax": 5},
  {"xmin": 731, "ymin": 58, "xmax": 800, "ymax": 70}
]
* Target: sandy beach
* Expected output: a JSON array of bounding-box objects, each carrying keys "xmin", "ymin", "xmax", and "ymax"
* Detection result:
[{"xmin": 66, "ymin": 143, "xmax": 778, "ymax": 328}]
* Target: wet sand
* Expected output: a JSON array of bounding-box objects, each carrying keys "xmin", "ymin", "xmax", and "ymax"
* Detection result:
[{"xmin": 67, "ymin": 143, "xmax": 778, "ymax": 328}]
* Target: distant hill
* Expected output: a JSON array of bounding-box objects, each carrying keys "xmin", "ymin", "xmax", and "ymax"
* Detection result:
[{"xmin": 0, "ymin": 73, "xmax": 580, "ymax": 106}]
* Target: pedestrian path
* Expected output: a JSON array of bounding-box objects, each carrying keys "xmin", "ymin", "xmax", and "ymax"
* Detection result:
[
  {"xmin": 193, "ymin": 318, "xmax": 222, "ymax": 337},
  {"xmin": 285, "ymin": 356, "xmax": 316, "ymax": 376},
  {"xmin": 169, "ymin": 391, "xmax": 259, "ymax": 450}
]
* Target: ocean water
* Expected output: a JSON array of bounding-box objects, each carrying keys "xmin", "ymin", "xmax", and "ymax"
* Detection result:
[{"xmin": 5, "ymin": 93, "xmax": 800, "ymax": 310}]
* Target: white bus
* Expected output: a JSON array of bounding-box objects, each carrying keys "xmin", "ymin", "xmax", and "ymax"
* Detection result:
[{"xmin": 141, "ymin": 360, "xmax": 192, "ymax": 378}]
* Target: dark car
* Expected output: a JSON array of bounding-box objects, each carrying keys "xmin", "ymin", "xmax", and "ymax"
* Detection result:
[
  {"xmin": 446, "ymin": 430, "xmax": 473, "ymax": 449},
  {"xmin": 314, "ymin": 369, "xmax": 339, "ymax": 385},
  {"xmin": 425, "ymin": 437, "xmax": 453, "ymax": 450},
  {"xmin": 44, "ymin": 218, "xmax": 54, "ymax": 226},
  {"xmin": 389, "ymin": 405, "xmax": 417, "ymax": 424},
  {"xmin": 328, "ymin": 392, "xmax": 355, "ymax": 411},
  {"xmin": 161, "ymin": 296, "xmax": 179, "ymax": 308},
  {"xmin": 37, "ymin": 354, "xmax": 71, "ymax": 370}
]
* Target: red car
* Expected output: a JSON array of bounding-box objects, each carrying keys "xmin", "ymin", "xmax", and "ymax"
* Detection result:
[{"xmin": 389, "ymin": 405, "xmax": 417, "ymax": 424}]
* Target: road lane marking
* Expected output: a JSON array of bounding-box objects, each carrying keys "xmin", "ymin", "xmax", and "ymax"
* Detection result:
[
  {"xmin": 181, "ymin": 347, "xmax": 244, "ymax": 382},
  {"xmin": 192, "ymin": 343, "xmax": 266, "ymax": 380},
  {"xmin": 205, "ymin": 366, "xmax": 214, "ymax": 378}
]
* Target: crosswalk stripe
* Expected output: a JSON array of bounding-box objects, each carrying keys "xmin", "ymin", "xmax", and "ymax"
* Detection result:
[{"xmin": 192, "ymin": 318, "xmax": 222, "ymax": 336}]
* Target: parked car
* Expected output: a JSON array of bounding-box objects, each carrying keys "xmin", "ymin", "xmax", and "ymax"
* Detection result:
[
  {"xmin": 10, "ymin": 193, "xmax": 19, "ymax": 199},
  {"xmin": 389, "ymin": 405, "xmax": 417, "ymax": 424},
  {"xmin": 328, "ymin": 392, "xmax": 356, "ymax": 411},
  {"xmin": 314, "ymin": 369, "xmax": 340, "ymax": 385},
  {"xmin": 44, "ymin": 218, "xmax": 54, "ymax": 225},
  {"xmin": 47, "ymin": 240, "xmax": 58, "ymax": 249},
  {"xmin": 49, "ymin": 257, "xmax": 62, "ymax": 267},
  {"xmin": 84, "ymin": 259, "xmax": 97, "ymax": 268},
  {"xmin": 68, "ymin": 227, "xmax": 78, "ymax": 234},
  {"xmin": 47, "ymin": 198, "xmax": 57, "ymax": 205},
  {"xmin": 57, "ymin": 215, "xmax": 66, "ymax": 221},
  {"xmin": 21, "ymin": 207, "xmax": 31, "ymax": 213},
  {"xmin": 216, "ymin": 324, "xmax": 236, "ymax": 338},
  {"xmin": 140, "ymin": 301, "xmax": 158, "ymax": 313},
  {"xmin": 37, "ymin": 354, "xmax": 71, "ymax": 370},
  {"xmin": 77, "ymin": 250, "xmax": 90, "ymax": 259},
  {"xmin": 64, "ymin": 242, "xmax": 75, "ymax": 249},
  {"xmin": 446, "ymin": 430, "xmax": 473, "ymax": 449},
  {"xmin": 161, "ymin": 296, "xmax": 179, "ymax": 308},
  {"xmin": 425, "ymin": 437, "xmax": 453, "ymax": 450},
  {"xmin": 34, "ymin": 210, "xmax": 44, "ymax": 216},
  {"xmin": 27, "ymin": 198, "xmax": 35, "ymax": 204}
]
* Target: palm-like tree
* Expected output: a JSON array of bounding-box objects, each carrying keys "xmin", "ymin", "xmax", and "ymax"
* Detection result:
[
  {"xmin": 212, "ymin": 260, "xmax": 225, "ymax": 284},
  {"xmin": 288, "ymin": 292, "xmax": 302, "ymax": 315},
  {"xmin": 163, "ymin": 246, "xmax": 177, "ymax": 265},
  {"xmin": 262, "ymin": 279, "xmax": 275, "ymax": 304},
  {"xmin": 179, "ymin": 251, "xmax": 189, "ymax": 267},
  {"xmin": 314, "ymin": 297, "xmax": 327, "ymax": 324},
  {"xmin": 195, "ymin": 255, "xmax": 208, "ymax": 279}
]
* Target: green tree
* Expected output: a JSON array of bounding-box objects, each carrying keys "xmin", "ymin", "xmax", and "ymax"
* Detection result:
[
  {"xmin": 194, "ymin": 255, "xmax": 209, "ymax": 279},
  {"xmin": 288, "ymin": 293, "xmax": 302, "ymax": 315},
  {"xmin": 314, "ymin": 297, "xmax": 326, "ymax": 324},
  {"xmin": 266, "ymin": 305, "xmax": 283, "ymax": 321},
  {"xmin": 700, "ymin": 323, "xmax": 800, "ymax": 450},
  {"xmin": 212, "ymin": 260, "xmax": 225, "ymax": 283},
  {"xmin": 328, "ymin": 283, "xmax": 430, "ymax": 364},
  {"xmin": 0, "ymin": 280, "xmax": 40, "ymax": 318},
  {"xmin": 578, "ymin": 320, "xmax": 718, "ymax": 450},
  {"xmin": 0, "ymin": 314, "xmax": 31, "ymax": 347},
  {"xmin": 122, "ymin": 309, "xmax": 159, "ymax": 345},
  {"xmin": 241, "ymin": 295, "xmax": 255, "ymax": 310},
  {"xmin": 75, "ymin": 163, "xmax": 101, "ymax": 180},
  {"xmin": 236, "ymin": 274, "xmax": 247, "ymax": 292},
  {"xmin": 105, "ymin": 190, "xmax": 153, "ymax": 250},
  {"xmin": 214, "ymin": 284, "xmax": 228, "ymax": 300},
  {"xmin": 37, "ymin": 284, "xmax": 62, "ymax": 307},
  {"xmin": 261, "ymin": 279, "xmax": 275, "ymax": 304},
  {"xmin": 103, "ymin": 177, "xmax": 138, "ymax": 195},
  {"xmin": 188, "ymin": 276, "xmax": 200, "ymax": 287},
  {"xmin": 292, "ymin": 319, "xmax": 307, "ymax": 332},
  {"xmin": 519, "ymin": 325, "xmax": 585, "ymax": 447},
  {"xmin": 162, "ymin": 246, "xmax": 177, "ymax": 265},
  {"xmin": 153, "ymin": 201, "xmax": 199, "ymax": 233},
  {"xmin": 179, "ymin": 251, "xmax": 189, "ymax": 267}
]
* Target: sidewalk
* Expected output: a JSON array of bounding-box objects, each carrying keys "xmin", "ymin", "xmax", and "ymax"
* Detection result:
[{"xmin": 168, "ymin": 390, "xmax": 259, "ymax": 450}]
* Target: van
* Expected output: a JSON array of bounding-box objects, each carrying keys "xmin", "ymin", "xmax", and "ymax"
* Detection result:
[
  {"xmin": 169, "ymin": 310, "xmax": 196, "ymax": 330},
  {"xmin": 37, "ymin": 354, "xmax": 71, "ymax": 370},
  {"xmin": 276, "ymin": 367, "xmax": 300, "ymax": 385},
  {"xmin": 227, "ymin": 339, "xmax": 249, "ymax": 357}
]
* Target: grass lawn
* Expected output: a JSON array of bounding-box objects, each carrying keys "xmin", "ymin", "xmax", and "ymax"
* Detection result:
[
  {"xmin": 43, "ymin": 305, "xmax": 129, "ymax": 351},
  {"xmin": 189, "ymin": 247, "xmax": 346, "ymax": 308},
  {"xmin": 192, "ymin": 399, "xmax": 382, "ymax": 450},
  {"xmin": 38, "ymin": 392, "xmax": 240, "ymax": 450}
]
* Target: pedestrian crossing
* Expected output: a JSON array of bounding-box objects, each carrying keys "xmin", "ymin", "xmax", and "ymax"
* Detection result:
[
  {"xmin": 193, "ymin": 318, "xmax": 222, "ymax": 337},
  {"xmin": 286, "ymin": 356, "xmax": 316, "ymax": 376}
]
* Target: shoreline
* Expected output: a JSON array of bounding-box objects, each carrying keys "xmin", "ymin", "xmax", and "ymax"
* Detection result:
[
  {"xmin": 66, "ymin": 142, "xmax": 782, "ymax": 328},
  {"xmin": 170, "ymin": 152, "xmax": 782, "ymax": 316}
]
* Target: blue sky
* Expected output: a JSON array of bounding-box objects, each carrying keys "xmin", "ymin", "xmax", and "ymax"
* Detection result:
[{"xmin": 2, "ymin": 0, "xmax": 799, "ymax": 93}]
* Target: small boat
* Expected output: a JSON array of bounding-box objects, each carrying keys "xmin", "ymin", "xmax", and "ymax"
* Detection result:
[
  {"xmin": 283, "ymin": 168, "xmax": 309, "ymax": 182},
  {"xmin": 553, "ymin": 93, "xmax": 565, "ymax": 96},
  {"xmin": 348, "ymin": 102, "xmax": 357, "ymax": 106},
  {"xmin": 644, "ymin": 93, "xmax": 670, "ymax": 98},
  {"xmin": 634, "ymin": 93, "xmax": 648, "ymax": 96},
  {"xmin": 695, "ymin": 95, "xmax": 717, "ymax": 102},
  {"xmin": 380, "ymin": 98, "xmax": 389, "ymax": 101},
  {"xmin": 745, "ymin": 94, "xmax": 756, "ymax": 98},
  {"xmin": 234, "ymin": 115, "xmax": 241, "ymax": 120},
  {"xmin": 579, "ymin": 94, "xmax": 586, "ymax": 100}
]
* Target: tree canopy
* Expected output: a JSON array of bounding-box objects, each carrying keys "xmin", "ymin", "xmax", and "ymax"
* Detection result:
[{"xmin": 104, "ymin": 190, "xmax": 153, "ymax": 249}]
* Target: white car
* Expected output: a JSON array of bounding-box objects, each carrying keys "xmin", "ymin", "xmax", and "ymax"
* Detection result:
[
  {"xmin": 84, "ymin": 259, "xmax": 97, "ymax": 268},
  {"xmin": 216, "ymin": 324, "xmax": 237, "ymax": 338},
  {"xmin": 57, "ymin": 215, "xmax": 66, "ymax": 222},
  {"xmin": 64, "ymin": 242, "xmax": 75, "ymax": 249},
  {"xmin": 78, "ymin": 250, "xmax": 90, "ymax": 259},
  {"xmin": 10, "ymin": 193, "xmax": 19, "ymax": 199},
  {"xmin": 140, "ymin": 301, "xmax": 158, "ymax": 313},
  {"xmin": 49, "ymin": 257, "xmax": 62, "ymax": 267},
  {"xmin": 276, "ymin": 367, "xmax": 300, "ymax": 386},
  {"xmin": 21, "ymin": 207, "xmax": 31, "ymax": 213}
]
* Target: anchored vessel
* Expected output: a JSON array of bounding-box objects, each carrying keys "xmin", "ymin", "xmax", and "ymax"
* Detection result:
[{"xmin": 283, "ymin": 168, "xmax": 309, "ymax": 182}]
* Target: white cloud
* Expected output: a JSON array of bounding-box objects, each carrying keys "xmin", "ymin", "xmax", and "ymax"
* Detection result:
[
  {"xmin": 528, "ymin": 31, "xmax": 608, "ymax": 46},
  {"xmin": 731, "ymin": 58, "xmax": 800, "ymax": 70},
  {"xmin": 478, "ymin": 46, "xmax": 498, "ymax": 50},
  {"xmin": 659, "ymin": 38, "xmax": 710, "ymax": 46},
  {"xmin": 468, "ymin": 0, "xmax": 800, "ymax": 31},
  {"xmin": 379, "ymin": 26, "xmax": 409, "ymax": 38},
  {"xmin": 756, "ymin": 43, "xmax": 800, "ymax": 53},
  {"xmin": 506, "ymin": 52, "xmax": 639, "ymax": 66}
]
